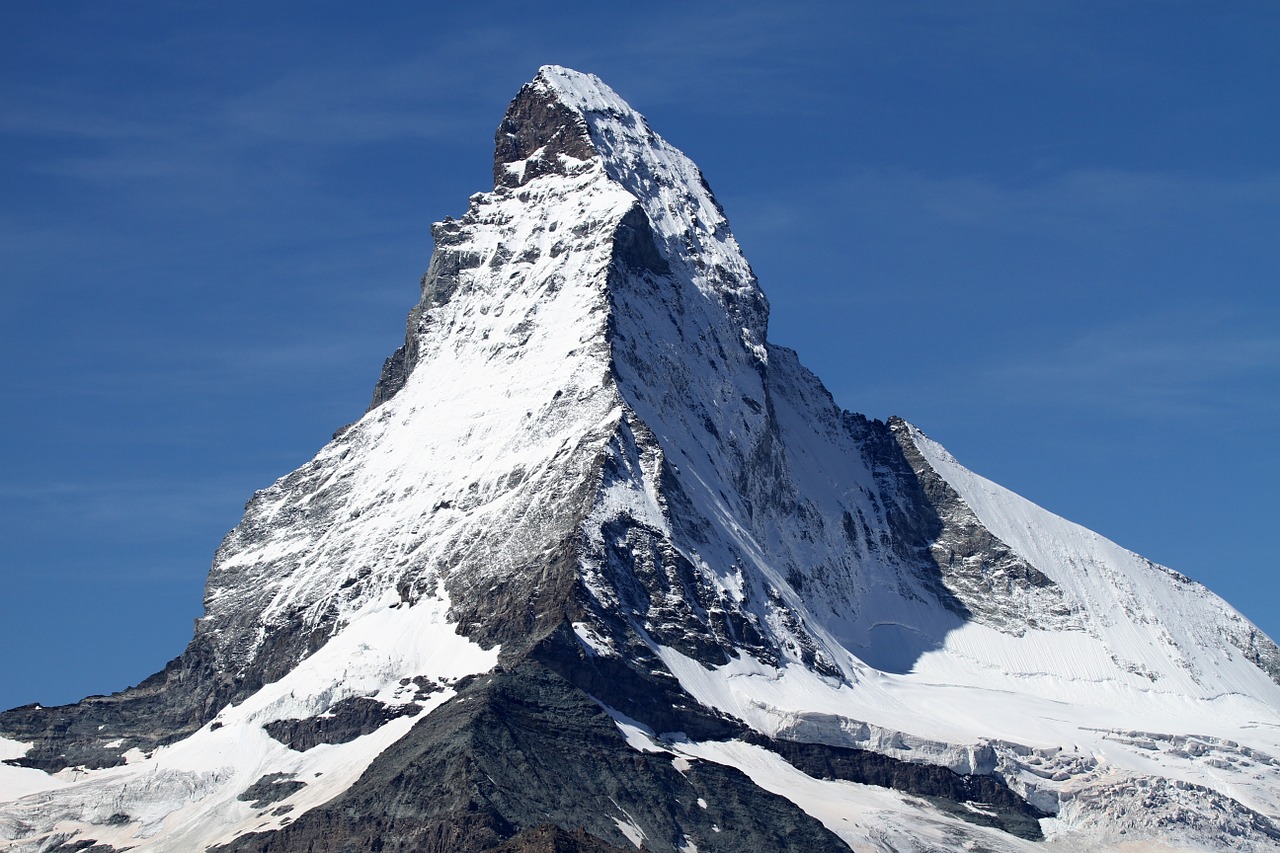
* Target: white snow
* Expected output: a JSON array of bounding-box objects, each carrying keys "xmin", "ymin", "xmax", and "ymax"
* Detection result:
[
  {"xmin": 658, "ymin": 735, "xmax": 1237, "ymax": 853},
  {"xmin": 685, "ymin": 736, "xmax": 1139, "ymax": 852},
  {"xmin": 195, "ymin": 134, "xmax": 641, "ymax": 687},
  {"xmin": 610, "ymin": 714, "xmax": 669, "ymax": 756},
  {"xmin": 611, "ymin": 812, "xmax": 646, "ymax": 849},
  {"xmin": 907, "ymin": 422, "xmax": 1280, "ymax": 699},
  {"xmin": 538, "ymin": 65, "xmax": 1280, "ymax": 849},
  {"xmin": 635, "ymin": 399, "xmax": 1280, "ymax": 846},
  {"xmin": 0, "ymin": 589, "xmax": 497, "ymax": 851},
  {"xmin": 0, "ymin": 739, "xmax": 67, "ymax": 803},
  {"xmin": 572, "ymin": 621, "xmax": 617, "ymax": 658},
  {"xmin": 537, "ymin": 66, "xmax": 764, "ymax": 337}
]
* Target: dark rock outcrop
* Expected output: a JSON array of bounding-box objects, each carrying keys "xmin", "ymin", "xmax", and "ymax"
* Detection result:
[
  {"xmin": 263, "ymin": 696, "xmax": 425, "ymax": 751},
  {"xmin": 480, "ymin": 825, "xmax": 633, "ymax": 853},
  {"xmin": 749, "ymin": 733, "xmax": 1047, "ymax": 840},
  {"xmin": 238, "ymin": 773, "xmax": 307, "ymax": 809},
  {"xmin": 212, "ymin": 660, "xmax": 848, "ymax": 853},
  {"xmin": 494, "ymin": 77, "xmax": 596, "ymax": 189}
]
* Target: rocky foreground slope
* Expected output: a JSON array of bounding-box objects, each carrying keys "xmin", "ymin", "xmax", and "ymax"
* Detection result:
[{"xmin": 3, "ymin": 66, "xmax": 1279, "ymax": 853}]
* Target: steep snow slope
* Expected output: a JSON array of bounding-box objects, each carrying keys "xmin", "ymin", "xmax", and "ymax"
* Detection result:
[
  {"xmin": 530, "ymin": 67, "xmax": 1280, "ymax": 850},
  {"xmin": 201, "ymin": 136, "xmax": 636, "ymax": 678},
  {"xmin": 907, "ymin": 421, "xmax": 1280, "ymax": 697},
  {"xmin": 3, "ymin": 66, "xmax": 1278, "ymax": 853}
]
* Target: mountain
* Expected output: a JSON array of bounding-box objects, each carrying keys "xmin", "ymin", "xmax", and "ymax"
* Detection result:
[{"xmin": 3, "ymin": 65, "xmax": 1279, "ymax": 853}]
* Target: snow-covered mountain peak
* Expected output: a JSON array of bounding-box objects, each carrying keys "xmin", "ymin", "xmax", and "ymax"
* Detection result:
[
  {"xmin": 532, "ymin": 65, "xmax": 639, "ymax": 120},
  {"xmin": 4, "ymin": 67, "xmax": 1280, "ymax": 853},
  {"xmin": 495, "ymin": 65, "xmax": 767, "ymax": 338}
]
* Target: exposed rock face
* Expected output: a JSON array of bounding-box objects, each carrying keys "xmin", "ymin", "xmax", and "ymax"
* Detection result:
[
  {"xmin": 262, "ymin": 696, "xmax": 426, "ymax": 751},
  {"xmin": 494, "ymin": 79, "xmax": 596, "ymax": 188},
  {"xmin": 481, "ymin": 825, "xmax": 634, "ymax": 853},
  {"xmin": 211, "ymin": 660, "xmax": 850, "ymax": 853},
  {"xmin": 4, "ymin": 65, "xmax": 1280, "ymax": 853},
  {"xmin": 749, "ymin": 734, "xmax": 1047, "ymax": 840},
  {"xmin": 887, "ymin": 417, "xmax": 1079, "ymax": 635},
  {"xmin": 237, "ymin": 774, "xmax": 306, "ymax": 809},
  {"xmin": 0, "ymin": 637, "xmax": 227, "ymax": 772}
]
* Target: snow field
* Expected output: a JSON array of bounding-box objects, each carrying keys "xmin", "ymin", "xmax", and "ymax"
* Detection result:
[{"xmin": 0, "ymin": 590, "xmax": 499, "ymax": 851}]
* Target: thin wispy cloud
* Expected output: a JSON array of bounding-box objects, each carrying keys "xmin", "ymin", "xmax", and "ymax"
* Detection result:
[
  {"xmin": 217, "ymin": 57, "xmax": 489, "ymax": 146},
  {"xmin": 1, "ymin": 38, "xmax": 504, "ymax": 216},
  {"xmin": 825, "ymin": 167, "xmax": 1280, "ymax": 239},
  {"xmin": 985, "ymin": 310, "xmax": 1280, "ymax": 419},
  {"xmin": 0, "ymin": 336, "xmax": 391, "ymax": 405},
  {"xmin": 0, "ymin": 475, "xmax": 253, "ymax": 537},
  {"xmin": 729, "ymin": 162, "xmax": 1280, "ymax": 237}
]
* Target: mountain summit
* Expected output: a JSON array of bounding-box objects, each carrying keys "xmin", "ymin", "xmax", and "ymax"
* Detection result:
[{"xmin": 3, "ymin": 65, "xmax": 1279, "ymax": 853}]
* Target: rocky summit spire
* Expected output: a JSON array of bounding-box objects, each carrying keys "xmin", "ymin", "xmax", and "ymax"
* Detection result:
[
  {"xmin": 493, "ymin": 67, "xmax": 597, "ymax": 188},
  {"xmin": 3, "ymin": 67, "xmax": 1280, "ymax": 853}
]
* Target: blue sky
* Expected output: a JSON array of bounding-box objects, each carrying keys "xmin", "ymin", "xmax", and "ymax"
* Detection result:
[{"xmin": 2, "ymin": 1, "xmax": 1277, "ymax": 711}]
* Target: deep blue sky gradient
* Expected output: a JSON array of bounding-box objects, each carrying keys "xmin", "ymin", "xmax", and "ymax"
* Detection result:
[{"xmin": 2, "ymin": 1, "xmax": 1278, "ymax": 711}]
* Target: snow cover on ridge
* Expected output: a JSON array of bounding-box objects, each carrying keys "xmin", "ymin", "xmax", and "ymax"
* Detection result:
[
  {"xmin": 199, "ymin": 146, "xmax": 635, "ymax": 675},
  {"xmin": 530, "ymin": 67, "xmax": 1280, "ymax": 849},
  {"xmin": 907, "ymin": 421, "xmax": 1280, "ymax": 699},
  {"xmin": 535, "ymin": 66, "xmax": 764, "ymax": 327}
]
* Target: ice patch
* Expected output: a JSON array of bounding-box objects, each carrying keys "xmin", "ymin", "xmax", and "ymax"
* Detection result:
[
  {"xmin": 572, "ymin": 621, "xmax": 616, "ymax": 658},
  {"xmin": 604, "ymin": 705, "xmax": 670, "ymax": 755},
  {"xmin": 611, "ymin": 806, "xmax": 647, "ymax": 848}
]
